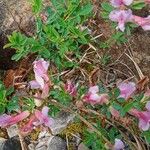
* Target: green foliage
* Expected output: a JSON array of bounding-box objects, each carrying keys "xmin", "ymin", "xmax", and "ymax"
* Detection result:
[
  {"xmin": 111, "ymin": 31, "xmax": 127, "ymax": 44},
  {"xmin": 83, "ymin": 129, "xmax": 106, "ymax": 150},
  {"xmin": 83, "ymin": 121, "xmax": 121, "ymax": 150},
  {"xmin": 142, "ymin": 130, "xmax": 150, "ymax": 144},
  {"xmin": 48, "ymin": 104, "xmax": 60, "ymax": 117},
  {"xmin": 4, "ymin": 32, "xmax": 39, "ymax": 61},
  {"xmin": 50, "ymin": 87, "xmax": 72, "ymax": 106},
  {"xmin": 0, "ymin": 81, "xmax": 20, "ymax": 114},
  {"xmin": 131, "ymin": 1, "xmax": 146, "ymax": 10},
  {"xmin": 7, "ymin": 96, "xmax": 20, "ymax": 113},
  {"xmin": 120, "ymin": 101, "xmax": 134, "ymax": 116},
  {"xmin": 100, "ymin": 54, "xmax": 111, "ymax": 66},
  {"xmin": 32, "ymin": 0, "xmax": 42, "ymax": 14},
  {"xmin": 101, "ymin": 2, "xmax": 113, "ymax": 19},
  {"xmin": 0, "ymin": 89, "xmax": 7, "ymax": 114},
  {"xmin": 5, "ymin": 0, "xmax": 93, "ymax": 70},
  {"xmin": 22, "ymin": 97, "xmax": 36, "ymax": 111}
]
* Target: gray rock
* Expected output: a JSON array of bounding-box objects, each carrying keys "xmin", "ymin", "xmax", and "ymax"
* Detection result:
[
  {"xmin": 0, "ymin": 0, "xmax": 34, "ymax": 70},
  {"xmin": 36, "ymin": 146, "xmax": 47, "ymax": 150},
  {"xmin": 7, "ymin": 125, "xmax": 18, "ymax": 138},
  {"xmin": 0, "ymin": 0, "xmax": 50, "ymax": 70},
  {"xmin": 50, "ymin": 111, "xmax": 75, "ymax": 135},
  {"xmin": 0, "ymin": 138, "xmax": 6, "ymax": 149},
  {"xmin": 28, "ymin": 143, "xmax": 35, "ymax": 150},
  {"xmin": 47, "ymin": 136, "xmax": 67, "ymax": 150},
  {"xmin": 3, "ymin": 136, "xmax": 21, "ymax": 150},
  {"xmin": 0, "ymin": 0, "xmax": 35, "ymax": 36},
  {"xmin": 78, "ymin": 143, "xmax": 89, "ymax": 150},
  {"xmin": 35, "ymin": 136, "xmax": 49, "ymax": 150},
  {"xmin": 38, "ymin": 130, "xmax": 51, "ymax": 139}
]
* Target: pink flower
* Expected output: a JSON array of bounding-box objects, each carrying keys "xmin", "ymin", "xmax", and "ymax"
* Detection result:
[
  {"xmin": 145, "ymin": 0, "xmax": 150, "ymax": 4},
  {"xmin": 146, "ymin": 101, "xmax": 150, "ymax": 111},
  {"xmin": 130, "ymin": 102, "xmax": 150, "ymax": 131},
  {"xmin": 21, "ymin": 106, "xmax": 54, "ymax": 134},
  {"xmin": 110, "ymin": 106, "xmax": 120, "ymax": 118},
  {"xmin": 0, "ymin": 111, "xmax": 30, "ymax": 127},
  {"xmin": 29, "ymin": 58, "xmax": 50, "ymax": 99},
  {"xmin": 118, "ymin": 82, "xmax": 136, "ymax": 100},
  {"xmin": 145, "ymin": 89, "xmax": 150, "ymax": 97},
  {"xmin": 21, "ymin": 115, "xmax": 37, "ymax": 133},
  {"xmin": 33, "ymin": 58, "xmax": 49, "ymax": 86},
  {"xmin": 0, "ymin": 114, "xmax": 12, "ymax": 127},
  {"xmin": 34, "ymin": 106, "xmax": 53, "ymax": 128},
  {"xmin": 110, "ymin": 0, "xmax": 133, "ymax": 7},
  {"xmin": 113, "ymin": 139, "xmax": 125, "ymax": 150},
  {"xmin": 133, "ymin": 15, "xmax": 150, "ymax": 31},
  {"xmin": 83, "ymin": 86, "xmax": 109, "ymax": 105},
  {"xmin": 65, "ymin": 80, "xmax": 77, "ymax": 97},
  {"xmin": 109, "ymin": 10, "xmax": 133, "ymax": 31}
]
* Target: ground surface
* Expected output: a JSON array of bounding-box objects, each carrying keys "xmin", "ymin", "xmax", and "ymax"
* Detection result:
[{"xmin": 0, "ymin": 0, "xmax": 150, "ymax": 149}]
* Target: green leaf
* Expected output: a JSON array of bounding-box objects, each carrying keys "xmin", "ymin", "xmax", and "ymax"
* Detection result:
[
  {"xmin": 131, "ymin": 2, "xmax": 146, "ymax": 10},
  {"xmin": 22, "ymin": 98, "xmax": 35, "ymax": 111},
  {"xmin": 78, "ymin": 3, "xmax": 93, "ymax": 16},
  {"xmin": 0, "ymin": 81, "xmax": 5, "ymax": 90},
  {"xmin": 6, "ymin": 87, "xmax": 14, "ymax": 96},
  {"xmin": 0, "ymin": 90, "xmax": 6, "ymax": 100},
  {"xmin": 101, "ymin": 2, "xmax": 114, "ymax": 12},
  {"xmin": 117, "ymin": 97, "xmax": 125, "ymax": 103},
  {"xmin": 40, "ymin": 49, "xmax": 51, "ymax": 58},
  {"xmin": 114, "ymin": 88, "xmax": 120, "ymax": 98},
  {"xmin": 3, "ymin": 43, "xmax": 12, "ymax": 49},
  {"xmin": 101, "ymin": 11, "xmax": 109, "ymax": 19},
  {"xmin": 112, "ymin": 102, "xmax": 122, "ymax": 111},
  {"xmin": 7, "ymin": 96, "xmax": 19, "ymax": 112},
  {"xmin": 121, "ymin": 101, "xmax": 134, "ymax": 116},
  {"xmin": 142, "ymin": 131, "xmax": 150, "ymax": 144},
  {"xmin": 32, "ymin": 0, "xmax": 42, "ymax": 14},
  {"xmin": 0, "ymin": 106, "xmax": 5, "ymax": 115},
  {"xmin": 11, "ymin": 53, "xmax": 23, "ymax": 61}
]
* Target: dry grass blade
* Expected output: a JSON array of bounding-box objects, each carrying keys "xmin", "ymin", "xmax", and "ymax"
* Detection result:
[{"xmin": 125, "ymin": 53, "xmax": 144, "ymax": 79}]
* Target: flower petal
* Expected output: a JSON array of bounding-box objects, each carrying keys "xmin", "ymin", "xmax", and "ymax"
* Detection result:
[
  {"xmin": 0, "ymin": 114, "xmax": 11, "ymax": 127},
  {"xmin": 0, "ymin": 111, "xmax": 30, "ymax": 127},
  {"xmin": 41, "ymin": 83, "xmax": 50, "ymax": 98},
  {"xmin": 113, "ymin": 139, "xmax": 125, "ymax": 150},
  {"xmin": 29, "ymin": 80, "xmax": 41, "ymax": 89},
  {"xmin": 8, "ymin": 111, "xmax": 30, "ymax": 126},
  {"xmin": 88, "ymin": 86, "xmax": 99, "ymax": 94},
  {"xmin": 133, "ymin": 15, "xmax": 150, "ymax": 31},
  {"xmin": 110, "ymin": 0, "xmax": 133, "ymax": 7},
  {"xmin": 146, "ymin": 101, "xmax": 150, "ymax": 111},
  {"xmin": 118, "ymin": 82, "xmax": 136, "ymax": 100},
  {"xmin": 109, "ymin": 10, "xmax": 133, "ymax": 32},
  {"xmin": 34, "ymin": 93, "xmax": 43, "ymax": 107},
  {"xmin": 21, "ymin": 115, "xmax": 37, "ymax": 134},
  {"xmin": 33, "ymin": 59, "xmax": 49, "ymax": 76},
  {"xmin": 139, "ymin": 118, "xmax": 150, "ymax": 131},
  {"xmin": 123, "ymin": 0, "xmax": 133, "ymax": 6},
  {"xmin": 35, "ymin": 73, "xmax": 45, "ymax": 89},
  {"xmin": 65, "ymin": 80, "xmax": 77, "ymax": 97},
  {"xmin": 42, "ymin": 106, "xmax": 49, "ymax": 116},
  {"xmin": 110, "ymin": 106, "xmax": 120, "ymax": 118},
  {"xmin": 110, "ymin": 0, "xmax": 123, "ymax": 7},
  {"xmin": 34, "ymin": 107, "xmax": 53, "ymax": 128}
]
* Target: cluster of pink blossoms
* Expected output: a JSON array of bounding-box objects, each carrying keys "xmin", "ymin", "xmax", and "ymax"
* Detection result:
[
  {"xmin": 65, "ymin": 80, "xmax": 150, "ymax": 131},
  {"xmin": 0, "ymin": 58, "xmax": 150, "ymax": 149},
  {"xmin": 30, "ymin": 58, "xmax": 50, "ymax": 99},
  {"xmin": 0, "ymin": 59, "xmax": 53, "ymax": 134},
  {"xmin": 65, "ymin": 81, "xmax": 150, "ymax": 149},
  {"xmin": 109, "ymin": 0, "xmax": 150, "ymax": 31},
  {"xmin": 0, "ymin": 106, "xmax": 53, "ymax": 134}
]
